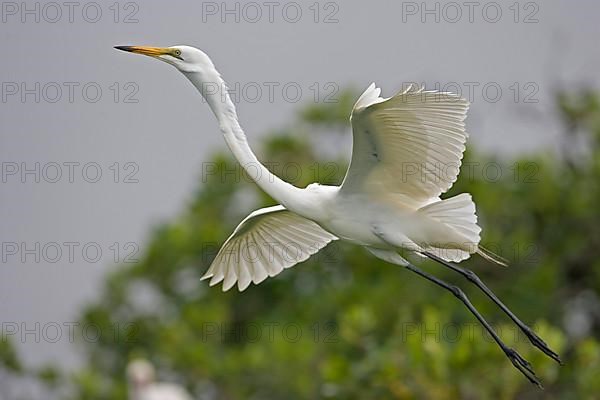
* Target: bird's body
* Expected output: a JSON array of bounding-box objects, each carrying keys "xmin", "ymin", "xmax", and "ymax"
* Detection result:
[
  {"xmin": 126, "ymin": 360, "xmax": 193, "ymax": 400},
  {"xmin": 115, "ymin": 44, "xmax": 561, "ymax": 387},
  {"xmin": 296, "ymin": 184, "xmax": 456, "ymax": 251},
  {"xmin": 134, "ymin": 384, "xmax": 192, "ymax": 400},
  {"xmin": 201, "ymin": 79, "xmax": 488, "ymax": 289}
]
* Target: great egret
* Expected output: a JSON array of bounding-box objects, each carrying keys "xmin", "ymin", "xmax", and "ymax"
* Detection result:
[
  {"xmin": 126, "ymin": 359, "xmax": 193, "ymax": 400},
  {"xmin": 115, "ymin": 45, "xmax": 561, "ymax": 386}
]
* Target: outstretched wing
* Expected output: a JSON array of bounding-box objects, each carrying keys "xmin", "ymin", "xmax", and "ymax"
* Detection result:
[
  {"xmin": 341, "ymin": 83, "xmax": 469, "ymax": 208},
  {"xmin": 201, "ymin": 205, "xmax": 337, "ymax": 291}
]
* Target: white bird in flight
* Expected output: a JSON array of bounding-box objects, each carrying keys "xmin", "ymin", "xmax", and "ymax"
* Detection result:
[
  {"xmin": 126, "ymin": 359, "xmax": 193, "ymax": 400},
  {"xmin": 115, "ymin": 45, "xmax": 561, "ymax": 386}
]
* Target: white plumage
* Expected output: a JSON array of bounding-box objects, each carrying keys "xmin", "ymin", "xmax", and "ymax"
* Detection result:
[
  {"xmin": 116, "ymin": 45, "xmax": 560, "ymax": 386},
  {"xmin": 127, "ymin": 360, "xmax": 192, "ymax": 400},
  {"xmin": 201, "ymin": 82, "xmax": 487, "ymax": 290},
  {"xmin": 202, "ymin": 205, "xmax": 337, "ymax": 291},
  {"xmin": 342, "ymin": 83, "xmax": 469, "ymax": 206}
]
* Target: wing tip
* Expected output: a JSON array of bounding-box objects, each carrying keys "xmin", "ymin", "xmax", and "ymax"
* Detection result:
[
  {"xmin": 353, "ymin": 82, "xmax": 384, "ymax": 112},
  {"xmin": 394, "ymin": 83, "xmax": 470, "ymax": 109},
  {"xmin": 200, "ymin": 273, "xmax": 212, "ymax": 281}
]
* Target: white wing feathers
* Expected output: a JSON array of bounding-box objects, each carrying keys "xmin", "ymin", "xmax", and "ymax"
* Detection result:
[
  {"xmin": 201, "ymin": 205, "xmax": 337, "ymax": 292},
  {"xmin": 353, "ymin": 82, "xmax": 385, "ymax": 111},
  {"xmin": 342, "ymin": 83, "xmax": 469, "ymax": 208}
]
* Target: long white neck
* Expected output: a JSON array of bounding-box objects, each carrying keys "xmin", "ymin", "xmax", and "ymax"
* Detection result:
[{"xmin": 183, "ymin": 68, "xmax": 305, "ymax": 210}]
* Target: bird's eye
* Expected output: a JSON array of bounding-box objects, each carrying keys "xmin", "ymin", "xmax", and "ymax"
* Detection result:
[{"xmin": 174, "ymin": 49, "xmax": 182, "ymax": 57}]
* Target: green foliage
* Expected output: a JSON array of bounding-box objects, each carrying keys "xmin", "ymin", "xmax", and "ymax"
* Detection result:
[
  {"xmin": 0, "ymin": 338, "xmax": 22, "ymax": 374},
  {"xmin": 300, "ymin": 89, "xmax": 358, "ymax": 127},
  {"xmin": 36, "ymin": 91, "xmax": 600, "ymax": 398}
]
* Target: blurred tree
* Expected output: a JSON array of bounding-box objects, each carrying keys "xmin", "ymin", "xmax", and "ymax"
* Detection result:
[
  {"xmin": 0, "ymin": 337, "xmax": 22, "ymax": 375},
  {"xmin": 31, "ymin": 89, "xmax": 600, "ymax": 399}
]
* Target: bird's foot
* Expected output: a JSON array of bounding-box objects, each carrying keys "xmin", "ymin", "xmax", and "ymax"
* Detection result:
[
  {"xmin": 505, "ymin": 348, "xmax": 543, "ymax": 389},
  {"xmin": 521, "ymin": 326, "xmax": 563, "ymax": 365}
]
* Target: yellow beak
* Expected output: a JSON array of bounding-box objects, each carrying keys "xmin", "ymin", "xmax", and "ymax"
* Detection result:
[{"xmin": 114, "ymin": 45, "xmax": 172, "ymax": 58}]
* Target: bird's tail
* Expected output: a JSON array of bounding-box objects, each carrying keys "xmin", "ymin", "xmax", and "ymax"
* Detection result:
[
  {"xmin": 476, "ymin": 246, "xmax": 509, "ymax": 267},
  {"xmin": 419, "ymin": 193, "xmax": 508, "ymax": 267},
  {"xmin": 418, "ymin": 193, "xmax": 481, "ymax": 263}
]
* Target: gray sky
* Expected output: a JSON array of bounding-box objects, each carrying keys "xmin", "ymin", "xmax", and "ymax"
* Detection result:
[{"xmin": 1, "ymin": 0, "xmax": 599, "ymax": 370}]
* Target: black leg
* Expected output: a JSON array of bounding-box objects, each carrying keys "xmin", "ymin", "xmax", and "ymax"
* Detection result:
[
  {"xmin": 423, "ymin": 252, "xmax": 562, "ymax": 365},
  {"xmin": 403, "ymin": 261, "xmax": 543, "ymax": 388}
]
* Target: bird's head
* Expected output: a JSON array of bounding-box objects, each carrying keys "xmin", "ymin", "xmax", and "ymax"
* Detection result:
[
  {"xmin": 114, "ymin": 45, "xmax": 214, "ymax": 73},
  {"xmin": 126, "ymin": 359, "xmax": 156, "ymax": 389}
]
